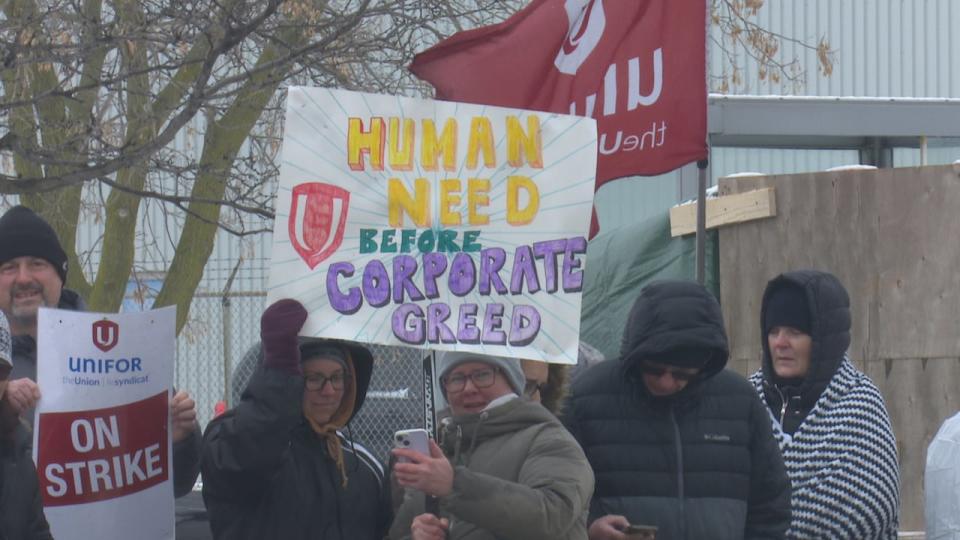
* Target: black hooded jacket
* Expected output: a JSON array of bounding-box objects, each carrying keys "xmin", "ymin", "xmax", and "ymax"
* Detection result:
[
  {"xmin": 0, "ymin": 424, "xmax": 52, "ymax": 540},
  {"xmin": 201, "ymin": 339, "xmax": 390, "ymax": 540},
  {"xmin": 758, "ymin": 270, "xmax": 851, "ymax": 434},
  {"xmin": 565, "ymin": 280, "xmax": 791, "ymax": 540}
]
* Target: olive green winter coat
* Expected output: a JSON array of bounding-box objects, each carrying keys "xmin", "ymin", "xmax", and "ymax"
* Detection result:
[{"xmin": 389, "ymin": 398, "xmax": 593, "ymax": 540}]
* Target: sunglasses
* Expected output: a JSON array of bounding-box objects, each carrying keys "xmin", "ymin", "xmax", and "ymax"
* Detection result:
[{"xmin": 637, "ymin": 363, "xmax": 701, "ymax": 382}]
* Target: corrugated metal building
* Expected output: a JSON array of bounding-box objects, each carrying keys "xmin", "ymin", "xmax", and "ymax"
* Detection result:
[{"xmin": 596, "ymin": 0, "xmax": 960, "ymax": 230}]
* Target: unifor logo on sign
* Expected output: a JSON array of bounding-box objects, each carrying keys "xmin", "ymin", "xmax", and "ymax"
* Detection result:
[
  {"xmin": 289, "ymin": 182, "xmax": 351, "ymax": 269},
  {"xmin": 554, "ymin": 0, "xmax": 606, "ymax": 75},
  {"xmin": 92, "ymin": 319, "xmax": 119, "ymax": 353}
]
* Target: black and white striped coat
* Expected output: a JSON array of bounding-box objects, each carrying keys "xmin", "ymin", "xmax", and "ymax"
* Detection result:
[{"xmin": 750, "ymin": 359, "xmax": 900, "ymax": 539}]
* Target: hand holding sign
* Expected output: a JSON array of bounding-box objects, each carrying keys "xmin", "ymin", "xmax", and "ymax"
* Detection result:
[
  {"xmin": 4, "ymin": 377, "xmax": 41, "ymax": 414},
  {"xmin": 170, "ymin": 390, "xmax": 196, "ymax": 444}
]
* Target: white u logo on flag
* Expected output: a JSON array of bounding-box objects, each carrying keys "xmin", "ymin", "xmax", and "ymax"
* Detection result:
[{"xmin": 554, "ymin": 0, "xmax": 606, "ymax": 75}]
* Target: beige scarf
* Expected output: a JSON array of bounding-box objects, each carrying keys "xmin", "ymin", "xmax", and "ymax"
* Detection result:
[{"xmin": 304, "ymin": 355, "xmax": 357, "ymax": 488}]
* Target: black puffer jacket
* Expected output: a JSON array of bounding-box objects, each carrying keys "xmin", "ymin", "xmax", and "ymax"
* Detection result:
[
  {"xmin": 201, "ymin": 340, "xmax": 390, "ymax": 540},
  {"xmin": 565, "ymin": 280, "xmax": 791, "ymax": 540},
  {"xmin": 0, "ymin": 422, "xmax": 52, "ymax": 540}
]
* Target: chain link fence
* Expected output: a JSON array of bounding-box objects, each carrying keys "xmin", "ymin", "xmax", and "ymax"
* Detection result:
[{"xmin": 174, "ymin": 291, "xmax": 427, "ymax": 463}]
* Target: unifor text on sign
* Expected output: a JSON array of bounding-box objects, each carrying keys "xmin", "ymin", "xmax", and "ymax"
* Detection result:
[
  {"xmin": 34, "ymin": 306, "xmax": 176, "ymax": 540},
  {"xmin": 268, "ymin": 88, "xmax": 597, "ymax": 363}
]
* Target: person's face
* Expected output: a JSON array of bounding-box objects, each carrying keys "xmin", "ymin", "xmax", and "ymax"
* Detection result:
[
  {"xmin": 301, "ymin": 357, "xmax": 348, "ymax": 425},
  {"xmin": 521, "ymin": 359, "xmax": 549, "ymax": 403},
  {"xmin": 0, "ymin": 257, "xmax": 63, "ymax": 330},
  {"xmin": 444, "ymin": 361, "xmax": 514, "ymax": 415},
  {"xmin": 767, "ymin": 326, "xmax": 812, "ymax": 378},
  {"xmin": 639, "ymin": 360, "xmax": 702, "ymax": 397}
]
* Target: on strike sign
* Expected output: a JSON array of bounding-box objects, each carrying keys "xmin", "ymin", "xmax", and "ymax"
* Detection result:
[
  {"xmin": 34, "ymin": 306, "xmax": 175, "ymax": 540},
  {"xmin": 39, "ymin": 392, "xmax": 168, "ymax": 505}
]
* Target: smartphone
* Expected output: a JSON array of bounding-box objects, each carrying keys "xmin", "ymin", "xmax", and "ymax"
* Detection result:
[
  {"xmin": 624, "ymin": 524, "xmax": 657, "ymax": 539},
  {"xmin": 394, "ymin": 428, "xmax": 430, "ymax": 463}
]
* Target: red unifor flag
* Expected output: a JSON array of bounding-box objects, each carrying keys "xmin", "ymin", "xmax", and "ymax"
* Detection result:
[{"xmin": 411, "ymin": 0, "xmax": 708, "ymax": 234}]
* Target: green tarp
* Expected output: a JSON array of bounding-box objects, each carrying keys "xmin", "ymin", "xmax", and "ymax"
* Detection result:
[{"xmin": 579, "ymin": 209, "xmax": 719, "ymax": 361}]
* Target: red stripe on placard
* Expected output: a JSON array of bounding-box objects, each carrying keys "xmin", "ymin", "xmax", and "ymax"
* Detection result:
[{"xmin": 36, "ymin": 391, "xmax": 169, "ymax": 506}]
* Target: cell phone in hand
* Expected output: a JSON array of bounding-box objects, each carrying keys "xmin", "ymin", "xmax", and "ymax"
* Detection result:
[
  {"xmin": 624, "ymin": 523, "xmax": 657, "ymax": 539},
  {"xmin": 394, "ymin": 428, "xmax": 430, "ymax": 463}
]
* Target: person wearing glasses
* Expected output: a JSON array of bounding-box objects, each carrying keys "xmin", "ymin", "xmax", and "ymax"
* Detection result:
[
  {"xmin": 750, "ymin": 270, "xmax": 899, "ymax": 539},
  {"xmin": 564, "ymin": 280, "xmax": 791, "ymax": 540},
  {"xmin": 521, "ymin": 344, "xmax": 606, "ymax": 416},
  {"xmin": 389, "ymin": 351, "xmax": 594, "ymax": 540},
  {"xmin": 201, "ymin": 299, "xmax": 390, "ymax": 539},
  {"xmin": 520, "ymin": 359, "xmax": 554, "ymax": 406}
]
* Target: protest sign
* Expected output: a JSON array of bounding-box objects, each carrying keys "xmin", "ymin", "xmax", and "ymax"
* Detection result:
[
  {"xmin": 268, "ymin": 87, "xmax": 597, "ymax": 363},
  {"xmin": 34, "ymin": 306, "xmax": 176, "ymax": 540}
]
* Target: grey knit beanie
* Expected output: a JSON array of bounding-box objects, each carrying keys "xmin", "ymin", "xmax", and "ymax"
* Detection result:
[
  {"xmin": 300, "ymin": 340, "xmax": 350, "ymax": 372},
  {"xmin": 437, "ymin": 351, "xmax": 525, "ymax": 398}
]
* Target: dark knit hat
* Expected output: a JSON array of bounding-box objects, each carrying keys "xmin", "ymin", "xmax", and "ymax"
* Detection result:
[
  {"xmin": 300, "ymin": 341, "xmax": 349, "ymax": 371},
  {"xmin": 0, "ymin": 206, "xmax": 67, "ymax": 283},
  {"xmin": 763, "ymin": 284, "xmax": 811, "ymax": 335}
]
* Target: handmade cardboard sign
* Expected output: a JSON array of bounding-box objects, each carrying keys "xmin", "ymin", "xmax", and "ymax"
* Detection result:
[{"xmin": 268, "ymin": 88, "xmax": 597, "ymax": 363}]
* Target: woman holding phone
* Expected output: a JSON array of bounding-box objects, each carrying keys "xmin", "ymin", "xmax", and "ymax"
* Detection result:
[{"xmin": 389, "ymin": 351, "xmax": 594, "ymax": 540}]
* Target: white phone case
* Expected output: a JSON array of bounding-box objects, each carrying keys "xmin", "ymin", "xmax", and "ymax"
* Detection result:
[{"xmin": 394, "ymin": 428, "xmax": 430, "ymax": 462}]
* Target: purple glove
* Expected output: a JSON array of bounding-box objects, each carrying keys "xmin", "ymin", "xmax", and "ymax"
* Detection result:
[{"xmin": 261, "ymin": 299, "xmax": 308, "ymax": 375}]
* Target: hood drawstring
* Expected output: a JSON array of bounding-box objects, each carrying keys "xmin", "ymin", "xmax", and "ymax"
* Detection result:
[
  {"xmin": 446, "ymin": 411, "xmax": 487, "ymax": 468},
  {"xmin": 321, "ymin": 432, "xmax": 349, "ymax": 488},
  {"xmin": 345, "ymin": 424, "xmax": 360, "ymax": 474},
  {"xmin": 452, "ymin": 425, "xmax": 463, "ymax": 465},
  {"xmin": 463, "ymin": 412, "xmax": 487, "ymax": 467}
]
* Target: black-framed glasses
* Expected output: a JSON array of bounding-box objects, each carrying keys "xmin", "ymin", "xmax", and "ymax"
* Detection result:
[
  {"xmin": 637, "ymin": 363, "xmax": 701, "ymax": 382},
  {"xmin": 304, "ymin": 372, "xmax": 349, "ymax": 392},
  {"xmin": 524, "ymin": 380, "xmax": 547, "ymax": 397},
  {"xmin": 442, "ymin": 367, "xmax": 498, "ymax": 393}
]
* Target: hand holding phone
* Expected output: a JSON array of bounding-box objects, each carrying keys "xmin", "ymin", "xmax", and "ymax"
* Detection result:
[
  {"xmin": 623, "ymin": 523, "xmax": 657, "ymax": 540},
  {"xmin": 393, "ymin": 429, "xmax": 454, "ymax": 498},
  {"xmin": 394, "ymin": 428, "xmax": 430, "ymax": 463}
]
